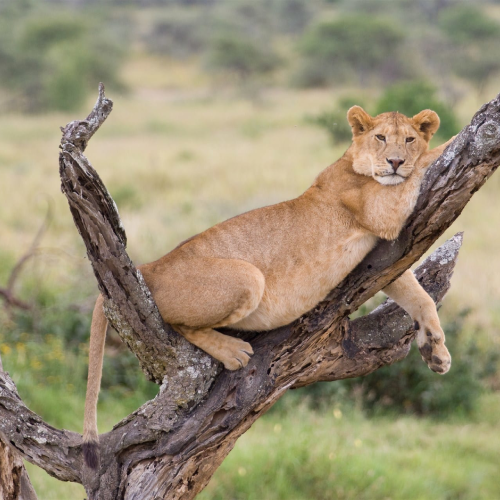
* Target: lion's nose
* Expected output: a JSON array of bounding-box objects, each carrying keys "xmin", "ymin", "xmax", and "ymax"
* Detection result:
[{"xmin": 386, "ymin": 158, "xmax": 405, "ymax": 172}]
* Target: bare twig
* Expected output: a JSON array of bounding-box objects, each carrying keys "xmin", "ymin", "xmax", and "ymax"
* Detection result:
[{"xmin": 0, "ymin": 200, "xmax": 52, "ymax": 315}]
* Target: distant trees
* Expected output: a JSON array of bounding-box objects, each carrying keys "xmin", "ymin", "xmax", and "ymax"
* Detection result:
[
  {"xmin": 0, "ymin": 3, "xmax": 125, "ymax": 112},
  {"xmin": 294, "ymin": 1, "xmax": 500, "ymax": 97},
  {"xmin": 2, "ymin": 0, "xmax": 500, "ymax": 112},
  {"xmin": 296, "ymin": 15, "xmax": 411, "ymax": 88},
  {"xmin": 438, "ymin": 5, "xmax": 500, "ymax": 95},
  {"xmin": 143, "ymin": 10, "xmax": 206, "ymax": 58},
  {"xmin": 206, "ymin": 33, "xmax": 282, "ymax": 85},
  {"xmin": 204, "ymin": 0, "xmax": 285, "ymax": 90},
  {"xmin": 270, "ymin": 0, "xmax": 315, "ymax": 35}
]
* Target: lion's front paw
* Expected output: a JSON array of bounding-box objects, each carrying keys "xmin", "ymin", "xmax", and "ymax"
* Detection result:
[
  {"xmin": 414, "ymin": 320, "xmax": 451, "ymax": 374},
  {"xmin": 217, "ymin": 337, "xmax": 254, "ymax": 371}
]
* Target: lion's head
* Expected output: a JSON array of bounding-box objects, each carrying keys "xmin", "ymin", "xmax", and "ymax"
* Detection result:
[{"xmin": 346, "ymin": 106, "xmax": 440, "ymax": 186}]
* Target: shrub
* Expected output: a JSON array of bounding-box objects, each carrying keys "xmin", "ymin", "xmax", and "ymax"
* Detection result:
[
  {"xmin": 437, "ymin": 5, "xmax": 500, "ymax": 95},
  {"xmin": 357, "ymin": 310, "xmax": 485, "ymax": 416},
  {"xmin": 307, "ymin": 96, "xmax": 368, "ymax": 145},
  {"xmin": 280, "ymin": 310, "xmax": 496, "ymax": 417},
  {"xmin": 0, "ymin": 8, "xmax": 125, "ymax": 113},
  {"xmin": 296, "ymin": 15, "xmax": 412, "ymax": 88},
  {"xmin": 143, "ymin": 11, "xmax": 207, "ymax": 59},
  {"xmin": 438, "ymin": 5, "xmax": 499, "ymax": 44},
  {"xmin": 206, "ymin": 32, "xmax": 282, "ymax": 83},
  {"xmin": 272, "ymin": 0, "xmax": 315, "ymax": 35}
]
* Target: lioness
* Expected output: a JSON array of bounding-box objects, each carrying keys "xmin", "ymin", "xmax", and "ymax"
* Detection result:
[{"xmin": 83, "ymin": 106, "xmax": 452, "ymax": 467}]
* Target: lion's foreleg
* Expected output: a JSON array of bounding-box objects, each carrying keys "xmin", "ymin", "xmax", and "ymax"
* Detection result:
[{"xmin": 383, "ymin": 269, "xmax": 451, "ymax": 374}]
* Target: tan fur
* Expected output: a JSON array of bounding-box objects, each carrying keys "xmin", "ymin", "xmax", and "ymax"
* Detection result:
[{"xmin": 82, "ymin": 107, "xmax": 453, "ymax": 465}]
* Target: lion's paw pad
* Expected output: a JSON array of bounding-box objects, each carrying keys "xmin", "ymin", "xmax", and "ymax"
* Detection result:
[
  {"xmin": 418, "ymin": 337, "xmax": 451, "ymax": 374},
  {"xmin": 220, "ymin": 338, "xmax": 254, "ymax": 371}
]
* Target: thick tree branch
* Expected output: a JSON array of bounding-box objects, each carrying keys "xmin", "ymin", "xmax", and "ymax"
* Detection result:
[
  {"xmin": 0, "ymin": 86, "xmax": 498, "ymax": 499},
  {"xmin": 0, "ymin": 355, "xmax": 39, "ymax": 500},
  {"xmin": 0, "ymin": 366, "xmax": 82, "ymax": 483},
  {"xmin": 301, "ymin": 232, "xmax": 464, "ymax": 386}
]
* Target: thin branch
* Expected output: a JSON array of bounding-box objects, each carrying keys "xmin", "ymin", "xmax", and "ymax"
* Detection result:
[
  {"xmin": 0, "ymin": 368, "xmax": 82, "ymax": 483},
  {"xmin": 0, "ymin": 288, "xmax": 32, "ymax": 311},
  {"xmin": 7, "ymin": 199, "xmax": 52, "ymax": 292},
  {"xmin": 0, "ymin": 201, "xmax": 52, "ymax": 314}
]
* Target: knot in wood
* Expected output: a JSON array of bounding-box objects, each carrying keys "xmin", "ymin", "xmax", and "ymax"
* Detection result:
[
  {"xmin": 61, "ymin": 120, "xmax": 91, "ymax": 151},
  {"xmin": 474, "ymin": 120, "xmax": 500, "ymax": 156}
]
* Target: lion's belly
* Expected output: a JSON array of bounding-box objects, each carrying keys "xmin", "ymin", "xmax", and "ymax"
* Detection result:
[{"xmin": 233, "ymin": 232, "xmax": 377, "ymax": 331}]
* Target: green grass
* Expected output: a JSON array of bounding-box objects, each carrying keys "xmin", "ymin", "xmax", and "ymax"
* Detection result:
[
  {"xmin": 199, "ymin": 395, "xmax": 500, "ymax": 500},
  {"xmin": 15, "ymin": 388, "xmax": 500, "ymax": 500}
]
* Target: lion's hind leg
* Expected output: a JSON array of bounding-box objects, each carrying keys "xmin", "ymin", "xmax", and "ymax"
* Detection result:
[
  {"xmin": 177, "ymin": 326, "xmax": 254, "ymax": 370},
  {"xmin": 142, "ymin": 256, "xmax": 265, "ymax": 370}
]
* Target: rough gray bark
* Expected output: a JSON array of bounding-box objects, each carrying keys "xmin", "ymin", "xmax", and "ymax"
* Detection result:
[
  {"xmin": 0, "ymin": 357, "xmax": 38, "ymax": 500},
  {"xmin": 0, "ymin": 84, "xmax": 499, "ymax": 499},
  {"xmin": 0, "ymin": 437, "xmax": 38, "ymax": 500}
]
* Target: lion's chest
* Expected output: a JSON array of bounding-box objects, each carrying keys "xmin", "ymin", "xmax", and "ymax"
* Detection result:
[{"xmin": 233, "ymin": 231, "xmax": 378, "ymax": 331}]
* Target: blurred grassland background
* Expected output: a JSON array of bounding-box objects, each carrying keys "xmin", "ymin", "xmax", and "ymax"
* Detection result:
[{"xmin": 1, "ymin": 0, "xmax": 500, "ymax": 498}]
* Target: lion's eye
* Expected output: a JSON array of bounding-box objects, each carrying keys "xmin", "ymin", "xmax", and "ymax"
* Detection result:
[
  {"xmin": 406, "ymin": 137, "xmax": 415, "ymax": 143},
  {"xmin": 375, "ymin": 134, "xmax": 386, "ymax": 142}
]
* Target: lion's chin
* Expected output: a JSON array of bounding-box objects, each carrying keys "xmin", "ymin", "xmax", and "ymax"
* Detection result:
[{"xmin": 374, "ymin": 174, "xmax": 406, "ymax": 186}]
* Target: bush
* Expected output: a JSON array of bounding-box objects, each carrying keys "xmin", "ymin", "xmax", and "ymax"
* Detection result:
[
  {"xmin": 375, "ymin": 80, "xmax": 460, "ymax": 141},
  {"xmin": 206, "ymin": 32, "xmax": 282, "ymax": 83},
  {"xmin": 357, "ymin": 310, "xmax": 486, "ymax": 416},
  {"xmin": 0, "ymin": 8, "xmax": 126, "ymax": 113},
  {"xmin": 438, "ymin": 5, "xmax": 499, "ymax": 44},
  {"xmin": 307, "ymin": 96, "xmax": 368, "ymax": 145},
  {"xmin": 272, "ymin": 0, "xmax": 315, "ymax": 35},
  {"xmin": 437, "ymin": 5, "xmax": 500, "ymax": 94},
  {"xmin": 296, "ymin": 15, "xmax": 412, "ymax": 88},
  {"xmin": 143, "ymin": 11, "xmax": 207, "ymax": 59},
  {"xmin": 281, "ymin": 310, "xmax": 496, "ymax": 417}
]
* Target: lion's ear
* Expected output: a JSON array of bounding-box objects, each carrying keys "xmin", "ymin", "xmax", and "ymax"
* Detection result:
[
  {"xmin": 411, "ymin": 110, "xmax": 440, "ymax": 142},
  {"xmin": 347, "ymin": 106, "xmax": 373, "ymax": 137}
]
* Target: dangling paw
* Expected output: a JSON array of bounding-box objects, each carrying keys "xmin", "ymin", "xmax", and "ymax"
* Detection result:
[{"xmin": 414, "ymin": 320, "xmax": 451, "ymax": 374}]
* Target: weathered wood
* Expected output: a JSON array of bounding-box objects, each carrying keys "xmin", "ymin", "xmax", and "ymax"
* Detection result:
[
  {"xmin": 0, "ymin": 355, "xmax": 38, "ymax": 500},
  {"xmin": 0, "ymin": 367, "xmax": 82, "ymax": 484},
  {"xmin": 0, "ymin": 436, "xmax": 38, "ymax": 500},
  {"xmin": 0, "ymin": 85, "xmax": 498, "ymax": 499}
]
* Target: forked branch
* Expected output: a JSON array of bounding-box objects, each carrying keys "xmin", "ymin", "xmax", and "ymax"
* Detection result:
[{"xmin": 1, "ymin": 85, "xmax": 499, "ymax": 499}]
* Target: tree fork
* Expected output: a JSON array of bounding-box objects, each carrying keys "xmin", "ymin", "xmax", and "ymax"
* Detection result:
[{"xmin": 0, "ymin": 85, "xmax": 499, "ymax": 499}]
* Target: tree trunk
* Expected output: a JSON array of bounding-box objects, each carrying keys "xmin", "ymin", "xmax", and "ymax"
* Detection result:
[{"xmin": 1, "ymin": 84, "xmax": 499, "ymax": 499}]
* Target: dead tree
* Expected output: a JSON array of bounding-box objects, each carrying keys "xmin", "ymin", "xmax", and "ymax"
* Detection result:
[{"xmin": 1, "ymin": 85, "xmax": 499, "ymax": 499}]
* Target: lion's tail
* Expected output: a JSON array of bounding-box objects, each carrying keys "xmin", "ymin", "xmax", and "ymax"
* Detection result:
[{"xmin": 82, "ymin": 294, "xmax": 108, "ymax": 469}]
